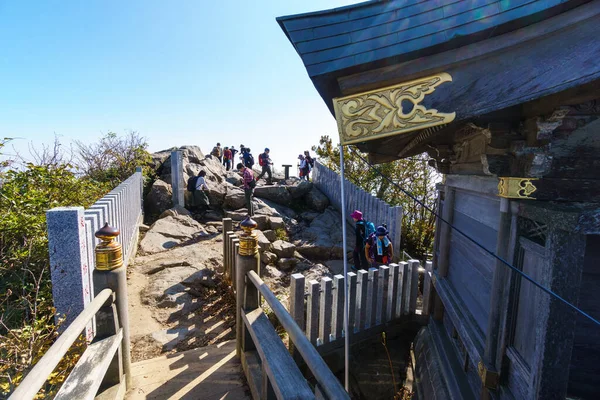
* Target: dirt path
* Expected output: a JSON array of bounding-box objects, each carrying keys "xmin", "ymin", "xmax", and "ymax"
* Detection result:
[{"xmin": 127, "ymin": 229, "xmax": 237, "ymax": 362}]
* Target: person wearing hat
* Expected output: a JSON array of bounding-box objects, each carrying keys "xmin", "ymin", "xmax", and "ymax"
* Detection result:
[
  {"xmin": 365, "ymin": 225, "xmax": 394, "ymax": 267},
  {"xmin": 257, "ymin": 148, "xmax": 273, "ymax": 185},
  {"xmin": 298, "ymin": 154, "xmax": 309, "ymax": 180},
  {"xmin": 351, "ymin": 210, "xmax": 369, "ymax": 270}
]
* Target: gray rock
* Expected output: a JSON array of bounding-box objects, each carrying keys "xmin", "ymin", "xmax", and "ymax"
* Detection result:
[
  {"xmin": 223, "ymin": 187, "xmax": 246, "ymax": 210},
  {"xmin": 159, "ymin": 204, "xmax": 191, "ymax": 219},
  {"xmin": 180, "ymin": 145, "xmax": 205, "ymax": 164},
  {"xmin": 225, "ymin": 171, "xmax": 242, "ymax": 186},
  {"xmin": 254, "ymin": 199, "xmax": 282, "ymax": 217},
  {"xmin": 261, "ymin": 251, "xmax": 278, "ymax": 265},
  {"xmin": 139, "ymin": 215, "xmax": 208, "ymax": 255},
  {"xmin": 271, "ymin": 240, "xmax": 296, "ymax": 258},
  {"xmin": 304, "ymin": 187, "xmax": 330, "ymax": 212},
  {"xmin": 259, "ymin": 199, "xmax": 297, "ymax": 219},
  {"xmin": 269, "ymin": 217, "xmax": 285, "ymax": 230},
  {"xmin": 146, "ymin": 179, "xmax": 173, "ymax": 215},
  {"xmin": 139, "ymin": 224, "xmax": 150, "ymax": 233},
  {"xmin": 288, "ymin": 180, "xmax": 313, "ymax": 199},
  {"xmin": 263, "ymin": 230, "xmax": 277, "ymax": 242},
  {"xmin": 182, "ymin": 269, "xmax": 216, "ymax": 288},
  {"xmin": 253, "ymin": 215, "xmax": 269, "ymax": 230},
  {"xmin": 264, "ymin": 264, "xmax": 285, "ymax": 278},
  {"xmin": 277, "ymin": 257, "xmax": 299, "ymax": 271},
  {"xmin": 256, "ymin": 230, "xmax": 272, "ymax": 252},
  {"xmin": 253, "ymin": 185, "xmax": 292, "ymax": 205},
  {"xmin": 300, "ymin": 211, "xmax": 321, "ymax": 222},
  {"xmin": 225, "ymin": 210, "xmax": 249, "ymax": 221},
  {"xmin": 151, "ymin": 328, "xmax": 192, "ymax": 351},
  {"xmin": 293, "ymin": 208, "xmax": 354, "ymax": 260}
]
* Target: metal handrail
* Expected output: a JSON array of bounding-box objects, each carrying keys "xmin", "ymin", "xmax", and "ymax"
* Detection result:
[
  {"xmin": 247, "ymin": 270, "xmax": 349, "ymax": 399},
  {"xmin": 9, "ymin": 288, "xmax": 113, "ymax": 400}
]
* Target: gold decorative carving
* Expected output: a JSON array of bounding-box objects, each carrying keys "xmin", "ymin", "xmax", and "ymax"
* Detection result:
[
  {"xmin": 333, "ymin": 73, "xmax": 456, "ymax": 145},
  {"xmin": 497, "ymin": 177, "xmax": 538, "ymax": 199}
]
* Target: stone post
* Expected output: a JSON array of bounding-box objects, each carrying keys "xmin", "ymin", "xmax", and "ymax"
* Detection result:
[
  {"xmin": 135, "ymin": 166, "xmax": 144, "ymax": 216},
  {"xmin": 282, "ymin": 164, "xmax": 292, "ymax": 180},
  {"xmin": 171, "ymin": 150, "xmax": 184, "ymax": 207},
  {"xmin": 235, "ymin": 217, "xmax": 260, "ymax": 357},
  {"xmin": 47, "ymin": 207, "xmax": 93, "ymax": 337},
  {"xmin": 92, "ymin": 223, "xmax": 132, "ymax": 389}
]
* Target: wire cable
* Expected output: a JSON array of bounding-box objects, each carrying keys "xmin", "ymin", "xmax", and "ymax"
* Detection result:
[{"xmin": 348, "ymin": 147, "xmax": 600, "ymax": 327}]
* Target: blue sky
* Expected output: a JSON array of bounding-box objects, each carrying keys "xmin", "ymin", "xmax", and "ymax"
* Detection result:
[{"xmin": 0, "ymin": 0, "xmax": 358, "ymax": 170}]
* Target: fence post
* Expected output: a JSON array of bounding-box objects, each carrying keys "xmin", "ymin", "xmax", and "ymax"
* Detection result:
[
  {"xmin": 171, "ymin": 150, "xmax": 185, "ymax": 207},
  {"xmin": 222, "ymin": 218, "xmax": 233, "ymax": 281},
  {"xmin": 235, "ymin": 217, "xmax": 260, "ymax": 357},
  {"xmin": 92, "ymin": 223, "xmax": 132, "ymax": 389},
  {"xmin": 422, "ymin": 261, "xmax": 433, "ymax": 316},
  {"xmin": 47, "ymin": 207, "xmax": 93, "ymax": 337}
]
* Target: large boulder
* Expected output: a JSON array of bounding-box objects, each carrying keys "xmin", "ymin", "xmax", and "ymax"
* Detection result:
[
  {"xmin": 223, "ymin": 187, "xmax": 246, "ymax": 210},
  {"xmin": 253, "ymin": 215, "xmax": 269, "ymax": 230},
  {"xmin": 139, "ymin": 215, "xmax": 209, "ymax": 255},
  {"xmin": 159, "ymin": 204, "xmax": 191, "ymax": 219},
  {"xmin": 292, "ymin": 208, "xmax": 353, "ymax": 260},
  {"xmin": 253, "ymin": 185, "xmax": 292, "ymax": 205},
  {"xmin": 225, "ymin": 171, "xmax": 242, "ymax": 186},
  {"xmin": 263, "ymin": 230, "xmax": 277, "ymax": 242},
  {"xmin": 180, "ymin": 145, "xmax": 204, "ymax": 164},
  {"xmin": 269, "ymin": 217, "xmax": 285, "ymax": 230},
  {"xmin": 259, "ymin": 199, "xmax": 297, "ymax": 219},
  {"xmin": 288, "ymin": 180, "xmax": 313, "ymax": 199},
  {"xmin": 146, "ymin": 179, "xmax": 173, "ymax": 215},
  {"xmin": 304, "ymin": 187, "xmax": 330, "ymax": 212},
  {"xmin": 271, "ymin": 240, "xmax": 296, "ymax": 258}
]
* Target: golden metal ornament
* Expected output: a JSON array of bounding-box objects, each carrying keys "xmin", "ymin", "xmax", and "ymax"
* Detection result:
[
  {"xmin": 333, "ymin": 73, "xmax": 456, "ymax": 145},
  {"xmin": 238, "ymin": 217, "xmax": 259, "ymax": 256},
  {"xmin": 478, "ymin": 361, "xmax": 499, "ymax": 389},
  {"xmin": 497, "ymin": 177, "xmax": 538, "ymax": 199},
  {"xmin": 95, "ymin": 223, "xmax": 123, "ymax": 270}
]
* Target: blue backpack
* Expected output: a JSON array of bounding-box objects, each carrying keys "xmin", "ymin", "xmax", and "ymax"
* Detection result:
[{"xmin": 357, "ymin": 220, "xmax": 376, "ymax": 242}]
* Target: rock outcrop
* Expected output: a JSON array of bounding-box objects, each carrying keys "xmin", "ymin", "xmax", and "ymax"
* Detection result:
[
  {"xmin": 139, "ymin": 215, "xmax": 211, "ymax": 255},
  {"xmin": 146, "ymin": 179, "xmax": 173, "ymax": 216}
]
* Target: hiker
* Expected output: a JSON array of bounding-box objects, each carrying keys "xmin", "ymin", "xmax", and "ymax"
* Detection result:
[
  {"xmin": 365, "ymin": 225, "xmax": 394, "ymax": 267},
  {"xmin": 239, "ymin": 145, "xmax": 246, "ymax": 161},
  {"xmin": 189, "ymin": 170, "xmax": 210, "ymax": 214},
  {"xmin": 223, "ymin": 146, "xmax": 232, "ymax": 171},
  {"xmin": 298, "ymin": 154, "xmax": 309, "ymax": 180},
  {"xmin": 237, "ymin": 162, "xmax": 255, "ymax": 216},
  {"xmin": 257, "ymin": 148, "xmax": 273, "ymax": 185},
  {"xmin": 304, "ymin": 150, "xmax": 314, "ymax": 181},
  {"xmin": 230, "ymin": 146, "xmax": 238, "ymax": 165},
  {"xmin": 211, "ymin": 143, "xmax": 223, "ymax": 163},
  {"xmin": 242, "ymin": 147, "xmax": 255, "ymax": 169},
  {"xmin": 351, "ymin": 210, "xmax": 371, "ymax": 270}
]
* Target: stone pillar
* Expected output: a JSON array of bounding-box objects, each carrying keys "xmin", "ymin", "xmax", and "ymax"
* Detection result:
[
  {"xmin": 47, "ymin": 207, "xmax": 93, "ymax": 337},
  {"xmin": 282, "ymin": 164, "xmax": 292, "ymax": 180},
  {"xmin": 135, "ymin": 166, "xmax": 144, "ymax": 215},
  {"xmin": 171, "ymin": 150, "xmax": 184, "ymax": 207}
]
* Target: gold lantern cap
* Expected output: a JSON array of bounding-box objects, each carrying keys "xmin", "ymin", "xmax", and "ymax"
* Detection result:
[{"xmin": 95, "ymin": 223, "xmax": 123, "ymax": 271}]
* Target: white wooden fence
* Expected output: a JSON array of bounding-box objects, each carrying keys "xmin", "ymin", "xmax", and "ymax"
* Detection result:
[
  {"xmin": 290, "ymin": 261, "xmax": 433, "ymax": 347},
  {"xmin": 47, "ymin": 169, "xmax": 144, "ymax": 334},
  {"xmin": 312, "ymin": 160, "xmax": 402, "ymax": 254}
]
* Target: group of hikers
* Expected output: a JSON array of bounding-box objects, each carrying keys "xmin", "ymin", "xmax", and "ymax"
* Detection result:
[
  {"xmin": 210, "ymin": 143, "xmax": 315, "ymax": 182},
  {"xmin": 351, "ymin": 209, "xmax": 393, "ymax": 270},
  {"xmin": 188, "ymin": 144, "xmax": 316, "ymax": 217}
]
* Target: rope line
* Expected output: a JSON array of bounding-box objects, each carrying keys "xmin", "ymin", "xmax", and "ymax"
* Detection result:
[{"xmin": 348, "ymin": 147, "xmax": 600, "ymax": 327}]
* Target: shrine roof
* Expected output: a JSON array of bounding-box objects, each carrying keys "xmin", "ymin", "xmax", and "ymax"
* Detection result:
[{"xmin": 277, "ymin": 0, "xmax": 588, "ymax": 109}]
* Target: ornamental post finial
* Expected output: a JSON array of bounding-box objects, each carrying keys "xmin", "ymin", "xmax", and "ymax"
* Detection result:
[{"xmin": 95, "ymin": 223, "xmax": 123, "ymax": 270}]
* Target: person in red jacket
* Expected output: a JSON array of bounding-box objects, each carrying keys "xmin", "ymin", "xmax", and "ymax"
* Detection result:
[{"xmin": 223, "ymin": 147, "xmax": 232, "ymax": 171}]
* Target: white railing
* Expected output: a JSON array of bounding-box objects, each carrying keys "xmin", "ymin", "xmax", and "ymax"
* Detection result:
[
  {"xmin": 312, "ymin": 160, "xmax": 402, "ymax": 255},
  {"xmin": 289, "ymin": 261, "xmax": 433, "ymax": 348},
  {"xmin": 47, "ymin": 169, "xmax": 143, "ymax": 335}
]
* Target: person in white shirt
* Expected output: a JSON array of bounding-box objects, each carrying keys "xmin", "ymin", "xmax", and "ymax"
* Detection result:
[
  {"xmin": 194, "ymin": 171, "xmax": 210, "ymax": 212},
  {"xmin": 298, "ymin": 154, "xmax": 309, "ymax": 180}
]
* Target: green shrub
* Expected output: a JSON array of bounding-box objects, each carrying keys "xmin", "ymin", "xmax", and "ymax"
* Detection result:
[{"xmin": 274, "ymin": 228, "xmax": 288, "ymax": 241}]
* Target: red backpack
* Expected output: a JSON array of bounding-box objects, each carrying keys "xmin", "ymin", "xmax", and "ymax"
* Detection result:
[{"xmin": 258, "ymin": 153, "xmax": 266, "ymax": 166}]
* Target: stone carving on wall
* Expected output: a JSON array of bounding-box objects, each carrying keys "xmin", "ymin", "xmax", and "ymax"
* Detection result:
[{"xmin": 334, "ymin": 73, "xmax": 456, "ymax": 145}]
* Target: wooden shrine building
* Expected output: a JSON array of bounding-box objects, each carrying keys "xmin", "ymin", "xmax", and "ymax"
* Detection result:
[{"xmin": 278, "ymin": 1, "xmax": 600, "ymax": 399}]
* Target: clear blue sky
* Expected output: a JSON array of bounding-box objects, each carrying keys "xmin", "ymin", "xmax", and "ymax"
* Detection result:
[{"xmin": 0, "ymin": 0, "xmax": 358, "ymax": 170}]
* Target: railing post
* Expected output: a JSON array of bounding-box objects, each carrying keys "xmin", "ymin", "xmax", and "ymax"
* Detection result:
[
  {"xmin": 47, "ymin": 207, "xmax": 94, "ymax": 337},
  {"xmin": 236, "ymin": 217, "xmax": 260, "ymax": 357},
  {"xmin": 171, "ymin": 150, "xmax": 185, "ymax": 207},
  {"xmin": 222, "ymin": 218, "xmax": 233, "ymax": 281},
  {"xmin": 92, "ymin": 223, "xmax": 132, "ymax": 389}
]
